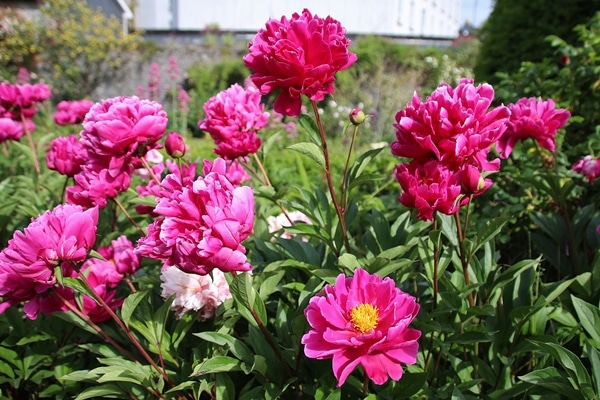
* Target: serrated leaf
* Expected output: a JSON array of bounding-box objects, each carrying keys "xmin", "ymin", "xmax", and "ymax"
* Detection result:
[{"xmin": 286, "ymin": 142, "xmax": 325, "ymax": 171}]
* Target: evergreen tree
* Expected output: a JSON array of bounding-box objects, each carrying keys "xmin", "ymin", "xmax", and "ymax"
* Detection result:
[{"xmin": 474, "ymin": 0, "xmax": 600, "ymax": 85}]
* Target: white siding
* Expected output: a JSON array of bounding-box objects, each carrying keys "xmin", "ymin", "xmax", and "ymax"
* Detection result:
[{"xmin": 134, "ymin": 0, "xmax": 461, "ymax": 38}]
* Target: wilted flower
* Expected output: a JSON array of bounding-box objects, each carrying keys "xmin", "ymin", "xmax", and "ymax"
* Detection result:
[
  {"xmin": 0, "ymin": 204, "xmax": 99, "ymax": 319},
  {"xmin": 199, "ymin": 84, "xmax": 269, "ymax": 160},
  {"xmin": 160, "ymin": 267, "xmax": 231, "ymax": 320},
  {"xmin": 135, "ymin": 158, "xmax": 255, "ymax": 275},
  {"xmin": 302, "ymin": 268, "xmax": 420, "ymax": 386},
  {"xmin": 497, "ymin": 97, "xmax": 570, "ymax": 158},
  {"xmin": 572, "ymin": 155, "xmax": 600, "ymax": 184},
  {"xmin": 46, "ymin": 134, "xmax": 87, "ymax": 177},
  {"xmin": 243, "ymin": 9, "xmax": 357, "ymax": 116}
]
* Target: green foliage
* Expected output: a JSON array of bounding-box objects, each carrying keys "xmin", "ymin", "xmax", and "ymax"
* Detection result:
[
  {"xmin": 474, "ymin": 0, "xmax": 600, "ymax": 85},
  {"xmin": 0, "ymin": 7, "xmax": 40, "ymax": 79}
]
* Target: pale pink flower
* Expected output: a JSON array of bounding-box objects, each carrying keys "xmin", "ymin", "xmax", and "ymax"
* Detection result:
[
  {"xmin": 267, "ymin": 210, "xmax": 312, "ymax": 240},
  {"xmin": 302, "ymin": 268, "xmax": 421, "ymax": 386},
  {"xmin": 0, "ymin": 204, "xmax": 99, "ymax": 319},
  {"xmin": 199, "ymin": 84, "xmax": 269, "ymax": 160},
  {"xmin": 46, "ymin": 134, "xmax": 87, "ymax": 177},
  {"xmin": 497, "ymin": 97, "xmax": 570, "ymax": 158},
  {"xmin": 135, "ymin": 158, "xmax": 255, "ymax": 275},
  {"xmin": 243, "ymin": 9, "xmax": 357, "ymax": 116},
  {"xmin": 572, "ymin": 155, "xmax": 600, "ymax": 184},
  {"xmin": 160, "ymin": 267, "xmax": 231, "ymax": 320}
]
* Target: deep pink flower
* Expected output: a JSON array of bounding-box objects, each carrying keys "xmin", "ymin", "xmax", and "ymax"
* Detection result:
[
  {"xmin": 79, "ymin": 96, "xmax": 168, "ymax": 159},
  {"xmin": 165, "ymin": 131, "xmax": 186, "ymax": 158},
  {"xmin": 302, "ymin": 268, "xmax": 420, "ymax": 386},
  {"xmin": 497, "ymin": 97, "xmax": 570, "ymax": 158},
  {"xmin": 135, "ymin": 158, "xmax": 255, "ymax": 275},
  {"xmin": 572, "ymin": 155, "xmax": 600, "ymax": 184},
  {"xmin": 224, "ymin": 159, "xmax": 251, "ymax": 186},
  {"xmin": 53, "ymin": 99, "xmax": 94, "ymax": 126},
  {"xmin": 46, "ymin": 134, "xmax": 87, "ymax": 177},
  {"xmin": 243, "ymin": 9, "xmax": 357, "ymax": 116},
  {"xmin": 98, "ymin": 235, "xmax": 141, "ymax": 277},
  {"xmin": 0, "ymin": 117, "xmax": 27, "ymax": 142},
  {"xmin": 395, "ymin": 159, "xmax": 468, "ymax": 221},
  {"xmin": 0, "ymin": 204, "xmax": 99, "ymax": 319},
  {"xmin": 199, "ymin": 84, "xmax": 269, "ymax": 160},
  {"xmin": 391, "ymin": 79, "xmax": 510, "ymax": 172},
  {"xmin": 66, "ymin": 154, "xmax": 133, "ymax": 208}
]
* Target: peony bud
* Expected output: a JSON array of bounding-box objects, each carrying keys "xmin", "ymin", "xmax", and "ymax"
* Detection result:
[
  {"xmin": 349, "ymin": 109, "xmax": 366, "ymax": 125},
  {"xmin": 460, "ymin": 165, "xmax": 485, "ymax": 194},
  {"xmin": 165, "ymin": 132, "xmax": 186, "ymax": 158}
]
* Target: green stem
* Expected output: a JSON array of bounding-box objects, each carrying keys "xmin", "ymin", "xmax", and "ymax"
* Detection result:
[
  {"xmin": 340, "ymin": 123, "xmax": 358, "ymax": 210},
  {"xmin": 310, "ymin": 100, "xmax": 351, "ymax": 254},
  {"xmin": 21, "ymin": 114, "xmax": 41, "ymax": 176},
  {"xmin": 113, "ymin": 197, "xmax": 145, "ymax": 236}
]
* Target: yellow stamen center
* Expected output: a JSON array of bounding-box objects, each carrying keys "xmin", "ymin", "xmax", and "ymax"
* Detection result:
[{"xmin": 350, "ymin": 303, "xmax": 379, "ymax": 333}]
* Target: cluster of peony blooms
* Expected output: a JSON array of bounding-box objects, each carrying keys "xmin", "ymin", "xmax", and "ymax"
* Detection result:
[
  {"xmin": 53, "ymin": 99, "xmax": 95, "ymax": 126},
  {"xmin": 0, "ymin": 81, "xmax": 51, "ymax": 143},
  {"xmin": 66, "ymin": 96, "xmax": 168, "ymax": 208},
  {"xmin": 391, "ymin": 79, "xmax": 511, "ymax": 221},
  {"xmin": 572, "ymin": 155, "xmax": 600, "ymax": 184}
]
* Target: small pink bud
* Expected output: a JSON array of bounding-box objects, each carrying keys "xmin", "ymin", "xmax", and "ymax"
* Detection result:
[
  {"xmin": 349, "ymin": 109, "xmax": 366, "ymax": 125},
  {"xmin": 460, "ymin": 165, "xmax": 485, "ymax": 194},
  {"xmin": 165, "ymin": 132, "xmax": 186, "ymax": 158}
]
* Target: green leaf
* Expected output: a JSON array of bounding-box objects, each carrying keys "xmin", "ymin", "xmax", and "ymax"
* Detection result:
[
  {"xmin": 286, "ymin": 142, "xmax": 325, "ymax": 171},
  {"xmin": 298, "ymin": 113, "xmax": 321, "ymax": 144},
  {"xmin": 120, "ymin": 291, "xmax": 149, "ymax": 326},
  {"xmin": 472, "ymin": 217, "xmax": 511, "ymax": 255},
  {"xmin": 73, "ymin": 383, "xmax": 126, "ymax": 400},
  {"xmin": 571, "ymin": 295, "xmax": 600, "ymax": 346},
  {"xmin": 229, "ymin": 272, "xmax": 255, "ymax": 310},
  {"xmin": 192, "ymin": 356, "xmax": 243, "ymax": 376},
  {"xmin": 519, "ymin": 367, "xmax": 582, "ymax": 398},
  {"xmin": 193, "ymin": 332, "xmax": 254, "ymax": 365}
]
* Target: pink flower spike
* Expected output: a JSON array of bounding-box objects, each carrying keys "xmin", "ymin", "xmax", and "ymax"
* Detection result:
[
  {"xmin": 243, "ymin": 9, "xmax": 357, "ymax": 116},
  {"xmin": 302, "ymin": 268, "xmax": 420, "ymax": 386}
]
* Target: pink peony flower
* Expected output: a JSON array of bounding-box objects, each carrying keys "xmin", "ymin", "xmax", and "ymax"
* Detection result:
[
  {"xmin": 243, "ymin": 9, "xmax": 357, "ymax": 116},
  {"xmin": 46, "ymin": 134, "xmax": 87, "ymax": 177},
  {"xmin": 497, "ymin": 97, "xmax": 570, "ymax": 158},
  {"xmin": 391, "ymin": 79, "xmax": 510, "ymax": 172},
  {"xmin": 0, "ymin": 204, "xmax": 99, "ymax": 319},
  {"xmin": 135, "ymin": 158, "xmax": 255, "ymax": 275},
  {"xmin": 160, "ymin": 267, "xmax": 231, "ymax": 320},
  {"xmin": 224, "ymin": 159, "xmax": 251, "ymax": 186},
  {"xmin": 53, "ymin": 99, "xmax": 94, "ymax": 126},
  {"xmin": 395, "ymin": 159, "xmax": 468, "ymax": 221},
  {"xmin": 572, "ymin": 155, "xmax": 600, "ymax": 184},
  {"xmin": 97, "ymin": 235, "xmax": 141, "ymax": 277},
  {"xmin": 79, "ymin": 96, "xmax": 168, "ymax": 160},
  {"xmin": 302, "ymin": 268, "xmax": 421, "ymax": 386},
  {"xmin": 199, "ymin": 84, "xmax": 269, "ymax": 160},
  {"xmin": 0, "ymin": 117, "xmax": 27, "ymax": 142},
  {"xmin": 165, "ymin": 131, "xmax": 186, "ymax": 158},
  {"xmin": 0, "ymin": 82, "xmax": 51, "ymax": 121}
]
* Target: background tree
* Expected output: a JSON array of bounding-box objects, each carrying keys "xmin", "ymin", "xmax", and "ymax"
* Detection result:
[{"xmin": 474, "ymin": 0, "xmax": 600, "ymax": 85}]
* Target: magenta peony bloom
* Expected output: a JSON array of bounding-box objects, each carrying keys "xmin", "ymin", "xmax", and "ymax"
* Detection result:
[
  {"xmin": 199, "ymin": 84, "xmax": 269, "ymax": 160},
  {"xmin": 395, "ymin": 159, "xmax": 468, "ymax": 221},
  {"xmin": 98, "ymin": 235, "xmax": 141, "ymax": 277},
  {"xmin": 165, "ymin": 131, "xmax": 186, "ymax": 158},
  {"xmin": 496, "ymin": 97, "xmax": 570, "ymax": 158},
  {"xmin": 224, "ymin": 159, "xmax": 251, "ymax": 186},
  {"xmin": 302, "ymin": 268, "xmax": 420, "ymax": 386},
  {"xmin": 0, "ymin": 117, "xmax": 27, "ymax": 143},
  {"xmin": 243, "ymin": 9, "xmax": 357, "ymax": 116},
  {"xmin": 46, "ymin": 134, "xmax": 87, "ymax": 177},
  {"xmin": 53, "ymin": 99, "xmax": 94, "ymax": 126},
  {"xmin": 572, "ymin": 155, "xmax": 600, "ymax": 184},
  {"xmin": 391, "ymin": 79, "xmax": 510, "ymax": 172},
  {"xmin": 79, "ymin": 96, "xmax": 168, "ymax": 159},
  {"xmin": 0, "ymin": 204, "xmax": 99, "ymax": 319},
  {"xmin": 0, "ymin": 82, "xmax": 51, "ymax": 121},
  {"xmin": 135, "ymin": 158, "xmax": 255, "ymax": 275}
]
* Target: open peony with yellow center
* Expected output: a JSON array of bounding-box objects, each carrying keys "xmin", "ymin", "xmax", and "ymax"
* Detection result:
[{"xmin": 301, "ymin": 268, "xmax": 421, "ymax": 386}]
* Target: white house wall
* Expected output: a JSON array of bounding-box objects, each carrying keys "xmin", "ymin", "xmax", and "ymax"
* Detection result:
[{"xmin": 134, "ymin": 0, "xmax": 461, "ymax": 38}]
